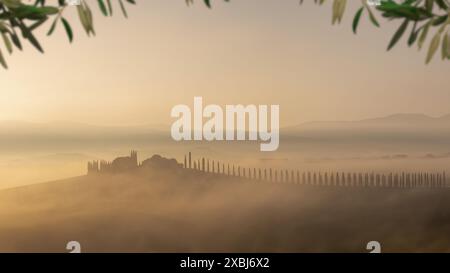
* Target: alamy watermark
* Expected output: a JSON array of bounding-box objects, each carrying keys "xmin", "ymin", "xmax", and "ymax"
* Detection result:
[
  {"xmin": 66, "ymin": 241, "xmax": 81, "ymax": 253},
  {"xmin": 367, "ymin": 0, "xmax": 381, "ymax": 6},
  {"xmin": 366, "ymin": 241, "xmax": 381, "ymax": 253},
  {"xmin": 171, "ymin": 97, "xmax": 280, "ymax": 152},
  {"xmin": 66, "ymin": 0, "xmax": 81, "ymax": 6}
]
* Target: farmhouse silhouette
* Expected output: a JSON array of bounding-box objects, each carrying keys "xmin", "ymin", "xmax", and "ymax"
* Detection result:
[
  {"xmin": 88, "ymin": 150, "xmax": 182, "ymax": 174},
  {"xmin": 88, "ymin": 151, "xmax": 448, "ymax": 189}
]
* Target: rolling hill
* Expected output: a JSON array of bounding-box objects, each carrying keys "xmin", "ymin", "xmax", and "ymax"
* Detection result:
[{"xmin": 1, "ymin": 165, "xmax": 450, "ymax": 253}]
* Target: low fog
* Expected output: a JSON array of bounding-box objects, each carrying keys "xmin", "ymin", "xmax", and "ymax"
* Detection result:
[
  {"xmin": 0, "ymin": 166, "xmax": 449, "ymax": 253},
  {"xmin": 2, "ymin": 114, "xmax": 450, "ymax": 189},
  {"xmin": 1, "ymin": 114, "xmax": 450, "ymax": 252}
]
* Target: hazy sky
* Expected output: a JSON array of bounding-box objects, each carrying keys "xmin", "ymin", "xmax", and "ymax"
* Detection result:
[{"xmin": 1, "ymin": 0, "xmax": 449, "ymax": 127}]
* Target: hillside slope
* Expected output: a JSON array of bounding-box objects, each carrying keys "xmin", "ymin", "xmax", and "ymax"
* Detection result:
[{"xmin": 0, "ymin": 168, "xmax": 449, "ymax": 252}]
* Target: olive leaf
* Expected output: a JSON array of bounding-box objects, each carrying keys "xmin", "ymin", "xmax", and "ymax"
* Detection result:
[
  {"xmin": 0, "ymin": 0, "xmax": 136, "ymax": 69},
  {"xmin": 426, "ymin": 31, "xmax": 441, "ymax": 64}
]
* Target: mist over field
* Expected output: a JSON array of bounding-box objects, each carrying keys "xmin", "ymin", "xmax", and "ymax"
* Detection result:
[
  {"xmin": 0, "ymin": 167, "xmax": 449, "ymax": 253},
  {"xmin": 2, "ymin": 113, "xmax": 450, "ymax": 189},
  {"xmin": 0, "ymin": 114, "xmax": 450, "ymax": 252}
]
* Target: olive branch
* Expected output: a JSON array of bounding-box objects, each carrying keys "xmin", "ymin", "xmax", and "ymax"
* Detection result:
[
  {"xmin": 0, "ymin": 0, "xmax": 136, "ymax": 69},
  {"xmin": 194, "ymin": 0, "xmax": 450, "ymax": 64},
  {"xmin": 1, "ymin": 0, "xmax": 449, "ymax": 70},
  {"xmin": 307, "ymin": 0, "xmax": 450, "ymax": 64}
]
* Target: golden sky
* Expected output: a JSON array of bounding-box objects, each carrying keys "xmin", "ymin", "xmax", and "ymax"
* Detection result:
[{"xmin": 0, "ymin": 0, "xmax": 449, "ymax": 127}]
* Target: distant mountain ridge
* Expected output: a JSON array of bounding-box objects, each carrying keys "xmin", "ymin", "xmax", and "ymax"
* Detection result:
[
  {"xmin": 284, "ymin": 113, "xmax": 450, "ymax": 133},
  {"xmin": 357, "ymin": 113, "xmax": 450, "ymax": 124},
  {"xmin": 0, "ymin": 120, "xmax": 168, "ymax": 139},
  {"xmin": 2, "ymin": 113, "xmax": 450, "ymax": 140},
  {"xmin": 3, "ymin": 113, "xmax": 450, "ymax": 132}
]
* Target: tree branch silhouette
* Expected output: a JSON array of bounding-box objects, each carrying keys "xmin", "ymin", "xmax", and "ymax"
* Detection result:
[
  {"xmin": 0, "ymin": 0, "xmax": 136, "ymax": 69},
  {"xmin": 191, "ymin": 0, "xmax": 450, "ymax": 64},
  {"xmin": 1, "ymin": 0, "xmax": 449, "ymax": 70}
]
